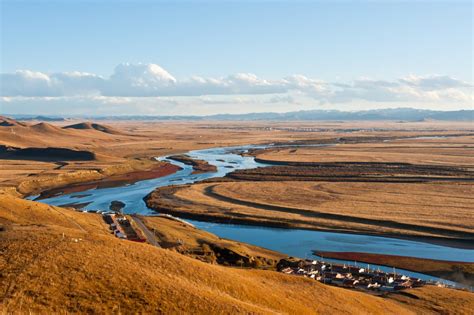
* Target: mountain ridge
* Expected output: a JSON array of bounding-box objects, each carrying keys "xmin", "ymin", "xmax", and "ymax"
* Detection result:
[{"xmin": 7, "ymin": 108, "xmax": 473, "ymax": 121}]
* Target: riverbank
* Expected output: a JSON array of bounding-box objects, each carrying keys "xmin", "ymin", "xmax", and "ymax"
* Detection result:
[
  {"xmin": 314, "ymin": 251, "xmax": 474, "ymax": 287},
  {"xmin": 4, "ymin": 119, "xmax": 474, "ymax": 312},
  {"xmin": 145, "ymin": 180, "xmax": 474, "ymax": 249},
  {"xmin": 33, "ymin": 161, "xmax": 181, "ymax": 200},
  {"xmin": 1, "ymin": 118, "xmax": 332, "ymax": 199},
  {"xmin": 144, "ymin": 134, "xmax": 473, "ymax": 248},
  {"xmin": 168, "ymin": 154, "xmax": 218, "ymax": 174},
  {"xmin": 139, "ymin": 215, "xmax": 284, "ymax": 268}
]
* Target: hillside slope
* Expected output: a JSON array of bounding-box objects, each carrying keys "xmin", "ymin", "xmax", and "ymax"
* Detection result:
[
  {"xmin": 4, "ymin": 194, "xmax": 472, "ymax": 314},
  {"xmin": 63, "ymin": 122, "xmax": 125, "ymax": 135}
]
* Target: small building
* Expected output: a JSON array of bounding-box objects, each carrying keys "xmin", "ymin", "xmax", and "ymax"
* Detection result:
[{"xmin": 116, "ymin": 232, "xmax": 127, "ymax": 239}]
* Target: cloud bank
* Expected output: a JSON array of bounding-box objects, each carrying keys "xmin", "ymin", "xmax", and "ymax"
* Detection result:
[
  {"xmin": 1, "ymin": 63, "xmax": 472, "ymax": 115},
  {"xmin": 2, "ymin": 63, "xmax": 471, "ymax": 101}
]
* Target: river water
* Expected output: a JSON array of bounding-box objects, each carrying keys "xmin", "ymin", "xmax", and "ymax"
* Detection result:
[{"xmin": 32, "ymin": 144, "xmax": 474, "ymax": 287}]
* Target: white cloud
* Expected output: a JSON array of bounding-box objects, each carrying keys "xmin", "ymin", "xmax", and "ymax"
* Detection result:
[
  {"xmin": 268, "ymin": 94, "xmax": 298, "ymax": 104},
  {"xmin": 0, "ymin": 63, "xmax": 472, "ymax": 110},
  {"xmin": 1, "ymin": 70, "xmax": 57, "ymax": 96},
  {"xmin": 399, "ymin": 74, "xmax": 472, "ymax": 91},
  {"xmin": 170, "ymin": 73, "xmax": 287, "ymax": 96},
  {"xmin": 103, "ymin": 63, "xmax": 177, "ymax": 96},
  {"xmin": 284, "ymin": 75, "xmax": 327, "ymax": 89},
  {"xmin": 51, "ymin": 71, "xmax": 104, "ymax": 96},
  {"xmin": 328, "ymin": 76, "xmax": 472, "ymax": 104},
  {"xmin": 1, "ymin": 70, "xmax": 104, "ymax": 97}
]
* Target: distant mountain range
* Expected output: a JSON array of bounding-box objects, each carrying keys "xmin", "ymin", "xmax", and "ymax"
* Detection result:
[
  {"xmin": 204, "ymin": 108, "xmax": 474, "ymax": 121},
  {"xmin": 8, "ymin": 115, "xmax": 67, "ymax": 122},
  {"xmin": 8, "ymin": 108, "xmax": 474, "ymax": 121}
]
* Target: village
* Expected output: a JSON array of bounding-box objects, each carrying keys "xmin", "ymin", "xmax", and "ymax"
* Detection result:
[
  {"xmin": 276, "ymin": 258, "xmax": 453, "ymax": 293},
  {"xmin": 98, "ymin": 210, "xmax": 462, "ymax": 294},
  {"xmin": 102, "ymin": 212, "xmax": 146, "ymax": 242},
  {"xmin": 100, "ymin": 210, "xmax": 458, "ymax": 294}
]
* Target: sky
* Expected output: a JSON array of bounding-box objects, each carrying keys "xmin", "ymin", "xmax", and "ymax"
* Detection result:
[{"xmin": 0, "ymin": 0, "xmax": 472, "ymax": 116}]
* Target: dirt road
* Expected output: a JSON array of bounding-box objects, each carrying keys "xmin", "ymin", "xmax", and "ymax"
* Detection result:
[{"xmin": 130, "ymin": 215, "xmax": 161, "ymax": 248}]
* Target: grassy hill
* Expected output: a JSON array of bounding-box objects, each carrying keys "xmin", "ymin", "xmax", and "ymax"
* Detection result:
[
  {"xmin": 3, "ymin": 194, "xmax": 473, "ymax": 313},
  {"xmin": 1, "ymin": 193, "xmax": 473, "ymax": 314}
]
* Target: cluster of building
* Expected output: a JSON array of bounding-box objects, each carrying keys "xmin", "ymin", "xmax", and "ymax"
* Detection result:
[
  {"xmin": 102, "ymin": 213, "xmax": 145, "ymax": 242},
  {"xmin": 277, "ymin": 259, "xmax": 427, "ymax": 292}
]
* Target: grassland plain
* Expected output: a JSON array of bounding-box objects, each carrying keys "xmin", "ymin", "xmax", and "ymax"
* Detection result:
[
  {"xmin": 5, "ymin": 193, "xmax": 470, "ymax": 314},
  {"xmin": 1, "ymin": 116, "xmax": 473, "ymax": 196},
  {"xmin": 146, "ymin": 180, "xmax": 474, "ymax": 243},
  {"xmin": 255, "ymin": 136, "xmax": 474, "ymax": 166},
  {"xmin": 0, "ymin": 117, "xmax": 315, "ymax": 195},
  {"xmin": 2, "ymin": 118, "xmax": 474, "ymax": 313},
  {"xmin": 144, "ymin": 134, "xmax": 474, "ymax": 290}
]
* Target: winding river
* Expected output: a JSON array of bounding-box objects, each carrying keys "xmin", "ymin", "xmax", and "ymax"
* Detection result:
[{"xmin": 32, "ymin": 144, "xmax": 474, "ymax": 287}]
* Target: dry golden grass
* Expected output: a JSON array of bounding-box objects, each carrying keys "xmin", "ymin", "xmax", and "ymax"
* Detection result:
[
  {"xmin": 145, "ymin": 132, "xmax": 473, "ymax": 244},
  {"xmin": 0, "ymin": 120, "xmax": 317, "ymax": 193},
  {"xmin": 212, "ymin": 181, "xmax": 474, "ymax": 234},
  {"xmin": 2, "ymin": 118, "xmax": 472, "ymax": 195},
  {"xmin": 2, "ymin": 119, "xmax": 474, "ymax": 313},
  {"xmin": 256, "ymin": 136, "xmax": 474, "ymax": 167},
  {"xmin": 10, "ymin": 159, "xmax": 176, "ymax": 196},
  {"xmin": 388, "ymin": 286, "xmax": 474, "ymax": 314},
  {"xmin": 147, "ymin": 180, "xmax": 473, "ymax": 242},
  {"xmin": 141, "ymin": 215, "xmax": 284, "ymax": 267},
  {"xmin": 1, "ymin": 193, "xmax": 443, "ymax": 314}
]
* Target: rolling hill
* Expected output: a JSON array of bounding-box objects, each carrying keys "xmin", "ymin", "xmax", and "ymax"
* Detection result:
[
  {"xmin": 2, "ymin": 192, "xmax": 473, "ymax": 313},
  {"xmin": 63, "ymin": 122, "xmax": 125, "ymax": 135}
]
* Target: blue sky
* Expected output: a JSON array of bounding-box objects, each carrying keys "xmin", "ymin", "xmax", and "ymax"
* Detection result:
[{"xmin": 1, "ymin": 0, "xmax": 472, "ymax": 115}]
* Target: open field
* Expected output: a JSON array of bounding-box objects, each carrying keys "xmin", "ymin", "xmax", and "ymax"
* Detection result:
[
  {"xmin": 228, "ymin": 163, "xmax": 473, "ymax": 183},
  {"xmin": 314, "ymin": 251, "xmax": 474, "ymax": 286},
  {"xmin": 3, "ymin": 0, "xmax": 473, "ymax": 312},
  {"xmin": 1, "ymin": 116, "xmax": 473, "ymax": 196},
  {"xmin": 2, "ymin": 117, "xmax": 474, "ymax": 312},
  {"xmin": 255, "ymin": 136, "xmax": 474, "ymax": 167},
  {"xmin": 0, "ymin": 118, "xmax": 344, "ymax": 195},
  {"xmin": 145, "ymin": 134, "xmax": 474, "ymax": 245},
  {"xmin": 4, "ymin": 192, "xmax": 469, "ymax": 314},
  {"xmin": 146, "ymin": 136, "xmax": 474, "ymax": 246},
  {"xmin": 146, "ymin": 180, "xmax": 474, "ymax": 245}
]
